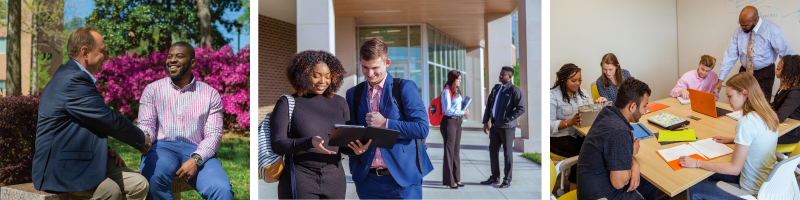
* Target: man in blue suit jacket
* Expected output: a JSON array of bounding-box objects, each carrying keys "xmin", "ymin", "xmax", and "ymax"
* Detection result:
[
  {"xmin": 33, "ymin": 25, "xmax": 151, "ymax": 199},
  {"xmin": 345, "ymin": 38, "xmax": 433, "ymax": 199}
]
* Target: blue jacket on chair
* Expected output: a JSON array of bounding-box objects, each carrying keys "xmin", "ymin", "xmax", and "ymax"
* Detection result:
[
  {"xmin": 345, "ymin": 74, "xmax": 434, "ymax": 187},
  {"xmin": 33, "ymin": 59, "xmax": 146, "ymax": 192}
]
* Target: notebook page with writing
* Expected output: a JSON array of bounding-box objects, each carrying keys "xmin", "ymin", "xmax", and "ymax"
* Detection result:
[
  {"xmin": 657, "ymin": 143, "xmax": 706, "ymax": 161},
  {"xmin": 688, "ymin": 138, "xmax": 733, "ymax": 160}
]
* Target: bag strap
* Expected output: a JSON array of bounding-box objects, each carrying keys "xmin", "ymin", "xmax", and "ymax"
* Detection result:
[
  {"xmin": 390, "ymin": 78, "xmax": 424, "ymax": 174},
  {"xmin": 281, "ymin": 94, "xmax": 298, "ymax": 200},
  {"xmin": 352, "ymin": 82, "xmax": 367, "ymax": 126}
]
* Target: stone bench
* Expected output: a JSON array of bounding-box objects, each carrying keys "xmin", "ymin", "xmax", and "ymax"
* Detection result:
[{"xmin": 1, "ymin": 176, "xmax": 194, "ymax": 200}]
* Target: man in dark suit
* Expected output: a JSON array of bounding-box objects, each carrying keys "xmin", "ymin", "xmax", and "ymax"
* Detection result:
[
  {"xmin": 481, "ymin": 66, "xmax": 525, "ymax": 188},
  {"xmin": 33, "ymin": 25, "xmax": 151, "ymax": 199}
]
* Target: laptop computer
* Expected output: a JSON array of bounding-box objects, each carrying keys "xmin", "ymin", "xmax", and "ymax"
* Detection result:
[{"xmin": 689, "ymin": 89, "xmax": 732, "ymax": 118}]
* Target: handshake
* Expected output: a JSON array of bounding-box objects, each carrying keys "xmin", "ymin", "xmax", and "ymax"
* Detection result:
[{"xmin": 141, "ymin": 131, "xmax": 152, "ymax": 154}]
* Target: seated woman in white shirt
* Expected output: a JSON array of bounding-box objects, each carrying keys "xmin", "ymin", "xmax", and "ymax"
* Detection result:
[
  {"xmin": 549, "ymin": 63, "xmax": 606, "ymax": 189},
  {"xmin": 679, "ymin": 72, "xmax": 780, "ymax": 199}
]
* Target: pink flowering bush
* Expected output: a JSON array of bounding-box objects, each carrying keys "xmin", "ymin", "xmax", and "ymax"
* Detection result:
[{"xmin": 95, "ymin": 46, "xmax": 250, "ymax": 133}]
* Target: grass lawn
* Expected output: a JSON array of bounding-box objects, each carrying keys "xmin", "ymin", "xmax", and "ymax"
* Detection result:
[
  {"xmin": 109, "ymin": 137, "xmax": 250, "ymax": 200},
  {"xmin": 522, "ymin": 152, "xmax": 542, "ymax": 165}
]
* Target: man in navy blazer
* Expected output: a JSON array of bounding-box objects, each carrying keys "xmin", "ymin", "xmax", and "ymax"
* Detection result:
[
  {"xmin": 33, "ymin": 25, "xmax": 151, "ymax": 199},
  {"xmin": 345, "ymin": 38, "xmax": 433, "ymax": 199}
]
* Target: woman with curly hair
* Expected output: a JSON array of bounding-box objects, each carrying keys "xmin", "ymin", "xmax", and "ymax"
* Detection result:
[
  {"xmin": 269, "ymin": 50, "xmax": 369, "ymax": 199},
  {"xmin": 550, "ymin": 63, "xmax": 603, "ymax": 189},
  {"xmin": 772, "ymin": 54, "xmax": 800, "ymax": 144}
]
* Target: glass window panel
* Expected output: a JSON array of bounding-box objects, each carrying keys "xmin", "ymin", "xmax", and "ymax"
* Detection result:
[
  {"xmin": 357, "ymin": 26, "xmax": 408, "ymax": 61},
  {"xmin": 429, "ymin": 64, "xmax": 437, "ymax": 103},
  {"xmin": 410, "ymin": 25, "xmax": 421, "ymax": 61},
  {"xmin": 427, "ymin": 26, "xmax": 434, "ymax": 62},
  {"xmin": 410, "ymin": 63, "xmax": 422, "ymax": 95},
  {"xmin": 0, "ymin": 38, "xmax": 7, "ymax": 54},
  {"xmin": 438, "ymin": 32, "xmax": 444, "ymax": 64},
  {"xmin": 388, "ymin": 66, "xmax": 404, "ymax": 79}
]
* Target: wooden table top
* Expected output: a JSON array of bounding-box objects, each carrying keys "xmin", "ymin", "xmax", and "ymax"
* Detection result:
[{"xmin": 572, "ymin": 98, "xmax": 800, "ymax": 197}]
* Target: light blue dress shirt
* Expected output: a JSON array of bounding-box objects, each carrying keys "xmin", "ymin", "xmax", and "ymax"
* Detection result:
[
  {"xmin": 74, "ymin": 60, "xmax": 98, "ymax": 84},
  {"xmin": 441, "ymin": 86, "xmax": 465, "ymax": 117},
  {"xmin": 719, "ymin": 18, "xmax": 794, "ymax": 81}
]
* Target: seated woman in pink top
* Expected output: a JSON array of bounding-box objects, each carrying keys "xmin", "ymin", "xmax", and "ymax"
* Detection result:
[{"xmin": 670, "ymin": 55, "xmax": 720, "ymax": 100}]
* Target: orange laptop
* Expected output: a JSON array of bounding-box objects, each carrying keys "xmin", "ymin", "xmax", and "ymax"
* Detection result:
[{"xmin": 689, "ymin": 89, "xmax": 732, "ymax": 118}]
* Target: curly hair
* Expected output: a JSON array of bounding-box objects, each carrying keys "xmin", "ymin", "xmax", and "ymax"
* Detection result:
[
  {"xmin": 286, "ymin": 50, "xmax": 346, "ymax": 98},
  {"xmin": 551, "ymin": 63, "xmax": 585, "ymax": 103},
  {"xmin": 780, "ymin": 55, "xmax": 800, "ymax": 90}
]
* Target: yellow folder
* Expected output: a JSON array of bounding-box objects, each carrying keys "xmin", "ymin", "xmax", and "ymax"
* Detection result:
[{"xmin": 657, "ymin": 129, "xmax": 697, "ymax": 142}]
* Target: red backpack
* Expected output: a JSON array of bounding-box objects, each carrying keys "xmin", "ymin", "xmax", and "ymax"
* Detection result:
[{"xmin": 428, "ymin": 87, "xmax": 450, "ymax": 126}]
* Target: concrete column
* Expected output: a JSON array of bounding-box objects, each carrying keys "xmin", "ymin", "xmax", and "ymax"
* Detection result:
[
  {"xmin": 335, "ymin": 17, "xmax": 357, "ymax": 96},
  {"xmin": 484, "ymin": 13, "xmax": 514, "ymax": 99},
  {"xmin": 296, "ymin": 0, "xmax": 335, "ymax": 53},
  {"xmin": 515, "ymin": 0, "xmax": 542, "ymax": 153},
  {"xmin": 465, "ymin": 47, "xmax": 485, "ymax": 122}
]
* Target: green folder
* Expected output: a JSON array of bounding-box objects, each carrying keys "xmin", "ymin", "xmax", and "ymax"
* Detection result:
[{"xmin": 657, "ymin": 129, "xmax": 697, "ymax": 142}]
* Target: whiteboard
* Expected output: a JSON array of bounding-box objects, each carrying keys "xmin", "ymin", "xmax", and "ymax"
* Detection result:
[
  {"xmin": 677, "ymin": 0, "xmax": 800, "ymax": 102},
  {"xmin": 551, "ymin": 0, "xmax": 679, "ymax": 101}
]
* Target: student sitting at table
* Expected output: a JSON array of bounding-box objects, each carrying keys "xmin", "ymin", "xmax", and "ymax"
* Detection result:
[
  {"xmin": 772, "ymin": 54, "xmax": 800, "ymax": 144},
  {"xmin": 670, "ymin": 55, "xmax": 720, "ymax": 100},
  {"xmin": 679, "ymin": 72, "xmax": 779, "ymax": 199},
  {"xmin": 596, "ymin": 53, "xmax": 632, "ymax": 102},
  {"xmin": 550, "ymin": 63, "xmax": 606, "ymax": 190},
  {"xmin": 576, "ymin": 77, "xmax": 658, "ymax": 200}
]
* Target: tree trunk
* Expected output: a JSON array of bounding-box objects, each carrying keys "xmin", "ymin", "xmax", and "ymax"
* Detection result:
[
  {"xmin": 6, "ymin": 0, "xmax": 21, "ymax": 96},
  {"xmin": 31, "ymin": 11, "xmax": 39, "ymax": 95},
  {"xmin": 197, "ymin": 0, "xmax": 211, "ymax": 48}
]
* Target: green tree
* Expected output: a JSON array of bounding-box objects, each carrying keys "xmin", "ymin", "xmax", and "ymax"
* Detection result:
[
  {"xmin": 85, "ymin": 0, "xmax": 241, "ymax": 57},
  {"xmin": 23, "ymin": 0, "xmax": 65, "ymax": 94},
  {"xmin": 236, "ymin": 0, "xmax": 249, "ymax": 33}
]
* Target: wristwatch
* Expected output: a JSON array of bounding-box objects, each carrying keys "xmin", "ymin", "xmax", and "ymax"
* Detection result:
[{"xmin": 192, "ymin": 154, "xmax": 204, "ymax": 167}]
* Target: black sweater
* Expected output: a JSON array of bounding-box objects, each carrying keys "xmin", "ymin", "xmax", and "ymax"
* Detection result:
[
  {"xmin": 772, "ymin": 85, "xmax": 800, "ymax": 144},
  {"xmin": 270, "ymin": 94, "xmax": 354, "ymax": 168}
]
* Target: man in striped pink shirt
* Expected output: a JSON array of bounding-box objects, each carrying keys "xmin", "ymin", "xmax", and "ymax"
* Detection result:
[
  {"xmin": 137, "ymin": 42, "xmax": 233, "ymax": 200},
  {"xmin": 670, "ymin": 55, "xmax": 720, "ymax": 100}
]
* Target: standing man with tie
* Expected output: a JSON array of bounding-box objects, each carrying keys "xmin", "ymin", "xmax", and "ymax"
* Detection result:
[
  {"xmin": 713, "ymin": 6, "xmax": 794, "ymax": 101},
  {"xmin": 480, "ymin": 66, "xmax": 526, "ymax": 188}
]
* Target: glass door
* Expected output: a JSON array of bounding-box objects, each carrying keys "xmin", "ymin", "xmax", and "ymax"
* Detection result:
[{"xmin": 387, "ymin": 63, "xmax": 409, "ymax": 79}]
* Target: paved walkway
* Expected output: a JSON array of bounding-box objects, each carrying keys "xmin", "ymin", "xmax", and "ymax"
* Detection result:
[{"xmin": 257, "ymin": 120, "xmax": 541, "ymax": 199}]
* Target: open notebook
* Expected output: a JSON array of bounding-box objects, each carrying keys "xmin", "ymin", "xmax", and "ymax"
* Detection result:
[{"xmin": 656, "ymin": 138, "xmax": 734, "ymax": 170}]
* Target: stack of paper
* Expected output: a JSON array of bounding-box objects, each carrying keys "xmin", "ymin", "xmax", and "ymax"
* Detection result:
[
  {"xmin": 656, "ymin": 138, "xmax": 734, "ymax": 170},
  {"xmin": 726, "ymin": 110, "xmax": 743, "ymax": 120},
  {"xmin": 677, "ymin": 97, "xmax": 691, "ymax": 104}
]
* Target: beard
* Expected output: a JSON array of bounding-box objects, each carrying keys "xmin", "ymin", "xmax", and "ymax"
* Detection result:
[
  {"xmin": 630, "ymin": 105, "xmax": 642, "ymax": 123},
  {"xmin": 167, "ymin": 63, "xmax": 192, "ymax": 79}
]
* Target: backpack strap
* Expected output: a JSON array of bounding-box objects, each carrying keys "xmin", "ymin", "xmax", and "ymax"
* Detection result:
[
  {"xmin": 390, "ymin": 78, "xmax": 424, "ymax": 174},
  {"xmin": 352, "ymin": 82, "xmax": 367, "ymax": 126}
]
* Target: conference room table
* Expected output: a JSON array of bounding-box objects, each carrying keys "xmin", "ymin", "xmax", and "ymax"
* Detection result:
[{"xmin": 573, "ymin": 97, "xmax": 800, "ymax": 197}]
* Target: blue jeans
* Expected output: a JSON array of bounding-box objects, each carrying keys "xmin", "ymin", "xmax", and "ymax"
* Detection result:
[
  {"xmin": 355, "ymin": 172, "xmax": 422, "ymax": 199},
  {"xmin": 689, "ymin": 173, "xmax": 745, "ymax": 200},
  {"xmin": 139, "ymin": 141, "xmax": 234, "ymax": 200}
]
